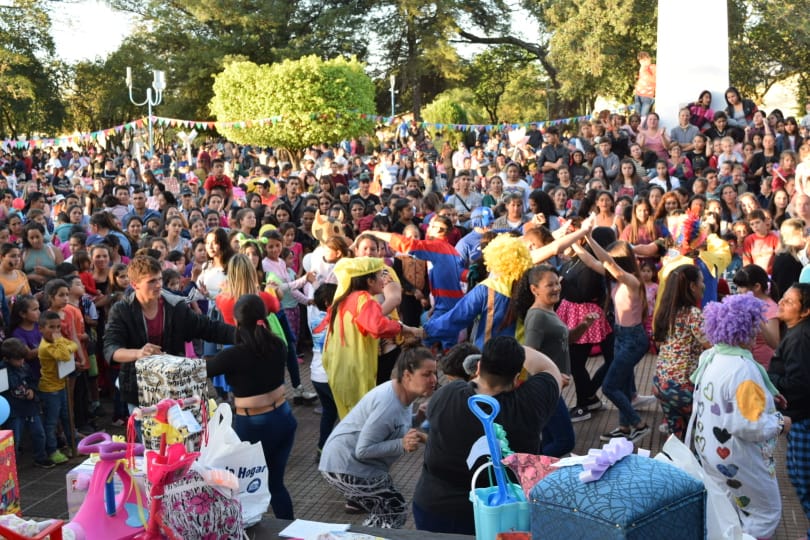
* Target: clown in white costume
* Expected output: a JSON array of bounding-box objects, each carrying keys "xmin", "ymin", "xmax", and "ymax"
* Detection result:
[{"xmin": 690, "ymin": 293, "xmax": 787, "ymax": 538}]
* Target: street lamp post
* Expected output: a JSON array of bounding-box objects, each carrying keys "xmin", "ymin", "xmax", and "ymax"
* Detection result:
[
  {"xmin": 389, "ymin": 74, "xmax": 396, "ymax": 119},
  {"xmin": 126, "ymin": 67, "xmax": 166, "ymax": 158}
]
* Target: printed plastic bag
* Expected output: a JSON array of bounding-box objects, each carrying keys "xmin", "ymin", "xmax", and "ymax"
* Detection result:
[
  {"xmin": 199, "ymin": 403, "xmax": 271, "ymax": 527},
  {"xmin": 162, "ymin": 470, "xmax": 244, "ymax": 539}
]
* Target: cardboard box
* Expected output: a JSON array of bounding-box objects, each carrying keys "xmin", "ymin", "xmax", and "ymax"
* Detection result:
[
  {"xmin": 0, "ymin": 431, "xmax": 19, "ymax": 515},
  {"xmin": 65, "ymin": 456, "xmax": 146, "ymax": 519}
]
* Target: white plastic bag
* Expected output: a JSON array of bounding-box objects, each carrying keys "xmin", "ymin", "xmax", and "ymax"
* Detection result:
[
  {"xmin": 199, "ymin": 403, "xmax": 271, "ymax": 527},
  {"xmin": 654, "ymin": 434, "xmax": 754, "ymax": 540}
]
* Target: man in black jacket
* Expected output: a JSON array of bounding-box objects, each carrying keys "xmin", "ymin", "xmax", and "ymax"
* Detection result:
[{"xmin": 103, "ymin": 256, "xmax": 234, "ymax": 410}]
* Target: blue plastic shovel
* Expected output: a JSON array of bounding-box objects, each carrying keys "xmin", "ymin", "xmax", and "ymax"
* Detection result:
[{"xmin": 467, "ymin": 394, "xmax": 519, "ymax": 506}]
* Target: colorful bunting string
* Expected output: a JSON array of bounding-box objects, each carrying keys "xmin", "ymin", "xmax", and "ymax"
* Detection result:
[{"xmin": 4, "ymin": 106, "xmax": 633, "ymax": 149}]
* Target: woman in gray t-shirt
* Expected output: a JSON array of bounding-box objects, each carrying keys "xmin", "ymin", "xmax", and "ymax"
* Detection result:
[
  {"xmin": 318, "ymin": 347, "xmax": 437, "ymax": 528},
  {"xmin": 517, "ymin": 265, "xmax": 599, "ymax": 456}
]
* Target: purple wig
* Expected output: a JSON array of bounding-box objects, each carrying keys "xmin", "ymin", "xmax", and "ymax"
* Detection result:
[{"xmin": 702, "ymin": 293, "xmax": 765, "ymax": 346}]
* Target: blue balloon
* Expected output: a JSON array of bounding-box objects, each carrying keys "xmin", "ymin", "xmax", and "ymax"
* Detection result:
[{"xmin": 0, "ymin": 396, "xmax": 9, "ymax": 425}]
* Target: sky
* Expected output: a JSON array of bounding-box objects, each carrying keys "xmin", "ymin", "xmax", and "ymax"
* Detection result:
[{"xmin": 49, "ymin": 0, "xmax": 134, "ymax": 64}]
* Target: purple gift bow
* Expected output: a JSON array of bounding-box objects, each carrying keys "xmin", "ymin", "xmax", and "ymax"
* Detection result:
[{"xmin": 579, "ymin": 437, "xmax": 634, "ymax": 483}]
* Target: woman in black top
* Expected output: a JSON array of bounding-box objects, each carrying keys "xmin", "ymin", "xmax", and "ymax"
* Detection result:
[{"xmin": 207, "ymin": 294, "xmax": 297, "ymax": 520}]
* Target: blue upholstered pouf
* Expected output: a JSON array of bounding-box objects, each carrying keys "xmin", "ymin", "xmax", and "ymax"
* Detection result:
[{"xmin": 530, "ymin": 454, "xmax": 706, "ymax": 539}]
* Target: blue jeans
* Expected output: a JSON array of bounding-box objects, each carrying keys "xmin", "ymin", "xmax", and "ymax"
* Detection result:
[
  {"xmin": 602, "ymin": 324, "xmax": 648, "ymax": 427},
  {"xmin": 312, "ymin": 381, "xmax": 338, "ymax": 451},
  {"xmin": 40, "ymin": 389, "xmax": 70, "ymax": 455},
  {"xmin": 8, "ymin": 415, "xmax": 46, "ymax": 461},
  {"xmin": 541, "ymin": 396, "xmax": 576, "ymax": 457},
  {"xmin": 634, "ymin": 95, "xmax": 655, "ymax": 118},
  {"xmin": 233, "ymin": 401, "xmax": 297, "ymax": 520}
]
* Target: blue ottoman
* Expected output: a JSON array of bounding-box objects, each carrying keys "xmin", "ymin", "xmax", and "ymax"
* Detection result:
[{"xmin": 530, "ymin": 454, "xmax": 705, "ymax": 539}]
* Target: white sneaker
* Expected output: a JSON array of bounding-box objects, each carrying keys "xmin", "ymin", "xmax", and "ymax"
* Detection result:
[
  {"xmin": 292, "ymin": 385, "xmax": 317, "ymax": 404},
  {"xmin": 632, "ymin": 394, "xmax": 657, "ymax": 408}
]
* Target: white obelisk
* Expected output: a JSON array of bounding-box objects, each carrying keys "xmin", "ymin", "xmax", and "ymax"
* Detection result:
[{"xmin": 655, "ymin": 0, "xmax": 729, "ymax": 130}]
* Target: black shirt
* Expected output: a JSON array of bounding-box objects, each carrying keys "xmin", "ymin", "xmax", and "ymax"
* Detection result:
[
  {"xmin": 206, "ymin": 343, "xmax": 286, "ymax": 398},
  {"xmin": 412, "ymin": 373, "xmax": 559, "ymax": 523}
]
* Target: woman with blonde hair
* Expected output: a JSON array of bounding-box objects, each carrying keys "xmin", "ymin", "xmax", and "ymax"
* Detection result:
[
  {"xmin": 620, "ymin": 198, "xmax": 661, "ymax": 267},
  {"xmin": 216, "ymin": 253, "xmax": 279, "ymax": 324}
]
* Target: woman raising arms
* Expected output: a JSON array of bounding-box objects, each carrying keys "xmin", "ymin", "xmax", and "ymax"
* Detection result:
[{"xmin": 573, "ymin": 223, "xmax": 650, "ymax": 442}]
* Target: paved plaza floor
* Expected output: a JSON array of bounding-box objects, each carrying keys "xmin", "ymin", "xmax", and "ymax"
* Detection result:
[{"xmin": 13, "ymin": 353, "xmax": 809, "ymax": 539}]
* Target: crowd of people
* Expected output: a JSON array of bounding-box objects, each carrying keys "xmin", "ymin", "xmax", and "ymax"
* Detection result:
[{"xmin": 1, "ymin": 87, "xmax": 810, "ymax": 537}]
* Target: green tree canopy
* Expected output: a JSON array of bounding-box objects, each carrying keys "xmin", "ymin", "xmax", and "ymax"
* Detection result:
[
  {"xmin": 210, "ymin": 56, "xmax": 376, "ymax": 152},
  {"xmin": 421, "ymin": 88, "xmax": 486, "ymax": 144},
  {"xmin": 467, "ymin": 45, "xmax": 536, "ymax": 123},
  {"xmin": 0, "ymin": 0, "xmax": 64, "ymax": 138},
  {"xmin": 728, "ymin": 0, "xmax": 810, "ymax": 104}
]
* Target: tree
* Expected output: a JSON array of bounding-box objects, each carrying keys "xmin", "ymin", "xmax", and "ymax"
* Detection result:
[
  {"xmin": 210, "ymin": 56, "xmax": 376, "ymax": 155},
  {"xmin": 543, "ymin": 0, "xmax": 656, "ymax": 112},
  {"xmin": 467, "ymin": 46, "xmax": 535, "ymax": 122},
  {"xmin": 728, "ymin": 0, "xmax": 810, "ymax": 103},
  {"xmin": 455, "ymin": 0, "xmax": 656, "ymax": 116},
  {"xmin": 0, "ymin": 0, "xmax": 64, "ymax": 138},
  {"xmin": 497, "ymin": 64, "xmax": 551, "ymax": 124},
  {"xmin": 421, "ymin": 88, "xmax": 486, "ymax": 145},
  {"xmin": 368, "ymin": 0, "xmax": 508, "ymax": 120},
  {"xmin": 104, "ymin": 0, "xmax": 372, "ymax": 122}
]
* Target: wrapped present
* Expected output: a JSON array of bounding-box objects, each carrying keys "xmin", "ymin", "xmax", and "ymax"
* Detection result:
[
  {"xmin": 0, "ymin": 431, "xmax": 19, "ymax": 515},
  {"xmin": 135, "ymin": 355, "xmax": 206, "ymax": 451},
  {"xmin": 66, "ymin": 457, "xmax": 146, "ymax": 519},
  {"xmin": 530, "ymin": 454, "xmax": 705, "ymax": 539}
]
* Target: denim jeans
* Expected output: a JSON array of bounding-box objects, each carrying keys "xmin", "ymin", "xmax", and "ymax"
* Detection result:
[
  {"xmin": 634, "ymin": 95, "xmax": 655, "ymax": 118},
  {"xmin": 110, "ymin": 368, "xmax": 128, "ymax": 421},
  {"xmin": 8, "ymin": 415, "xmax": 46, "ymax": 461},
  {"xmin": 541, "ymin": 396, "xmax": 576, "ymax": 457},
  {"xmin": 40, "ymin": 389, "xmax": 70, "ymax": 455},
  {"xmin": 602, "ymin": 324, "xmax": 648, "ymax": 427},
  {"xmin": 233, "ymin": 401, "xmax": 297, "ymax": 520},
  {"xmin": 312, "ymin": 381, "xmax": 338, "ymax": 451}
]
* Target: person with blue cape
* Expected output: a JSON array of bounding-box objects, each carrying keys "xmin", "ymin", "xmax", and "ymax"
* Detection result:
[{"xmin": 423, "ymin": 234, "xmax": 532, "ymax": 349}]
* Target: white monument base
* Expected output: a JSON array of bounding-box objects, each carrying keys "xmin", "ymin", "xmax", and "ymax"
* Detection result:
[{"xmin": 655, "ymin": 0, "xmax": 729, "ymax": 130}]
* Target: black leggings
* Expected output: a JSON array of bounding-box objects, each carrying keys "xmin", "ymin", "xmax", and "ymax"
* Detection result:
[{"xmin": 569, "ymin": 332, "xmax": 614, "ymax": 407}]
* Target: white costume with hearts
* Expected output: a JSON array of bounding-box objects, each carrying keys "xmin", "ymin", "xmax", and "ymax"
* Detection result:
[{"xmin": 692, "ymin": 348, "xmax": 782, "ymax": 538}]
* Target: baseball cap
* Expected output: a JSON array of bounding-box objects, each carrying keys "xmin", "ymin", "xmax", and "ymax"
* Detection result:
[{"xmin": 470, "ymin": 206, "xmax": 494, "ymax": 228}]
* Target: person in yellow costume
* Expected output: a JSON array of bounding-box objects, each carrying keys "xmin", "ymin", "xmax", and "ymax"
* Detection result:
[
  {"xmin": 321, "ymin": 257, "xmax": 423, "ymax": 418},
  {"xmin": 653, "ymin": 210, "xmax": 731, "ymax": 313}
]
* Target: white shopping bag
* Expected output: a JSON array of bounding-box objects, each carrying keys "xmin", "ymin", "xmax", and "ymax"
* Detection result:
[
  {"xmin": 199, "ymin": 403, "xmax": 271, "ymax": 527},
  {"xmin": 655, "ymin": 434, "xmax": 754, "ymax": 540}
]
